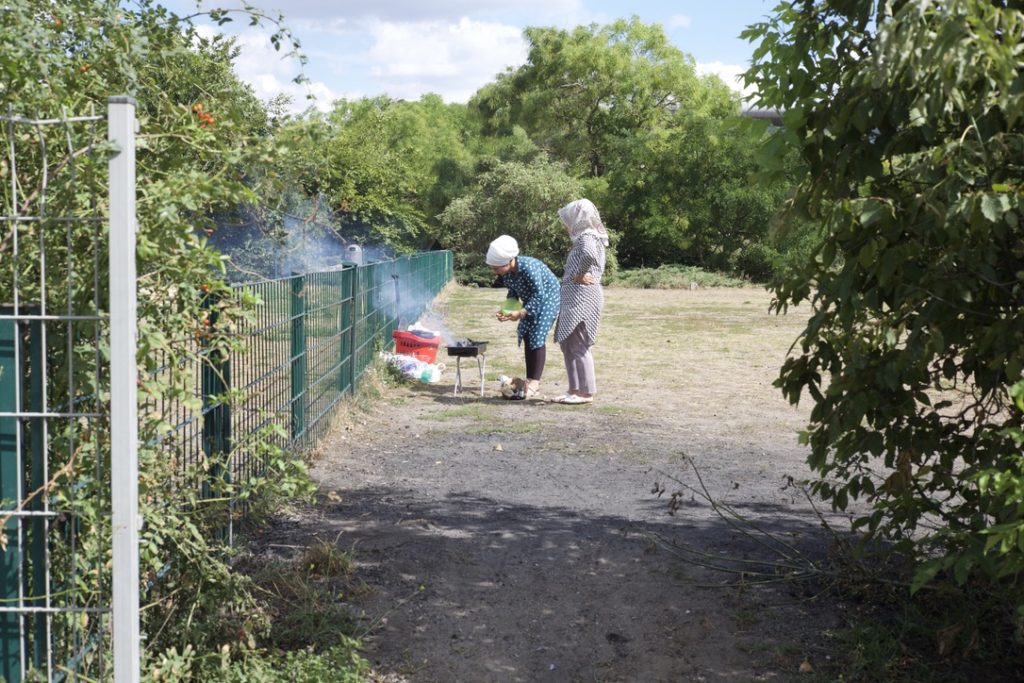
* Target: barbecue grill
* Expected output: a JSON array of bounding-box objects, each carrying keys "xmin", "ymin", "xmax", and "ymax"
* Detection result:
[{"xmin": 447, "ymin": 340, "xmax": 487, "ymax": 396}]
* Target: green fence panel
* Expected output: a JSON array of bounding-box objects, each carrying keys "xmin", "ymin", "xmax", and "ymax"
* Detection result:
[
  {"xmin": 159, "ymin": 251, "xmax": 451, "ymax": 526},
  {"xmin": 227, "ymin": 277, "xmax": 290, "ymax": 491},
  {"xmin": 0, "ymin": 315, "xmax": 47, "ymax": 682},
  {"xmin": 200, "ymin": 297, "xmax": 232, "ymax": 540}
]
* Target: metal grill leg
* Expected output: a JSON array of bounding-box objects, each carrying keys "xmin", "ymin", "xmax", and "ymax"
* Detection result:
[{"xmin": 453, "ymin": 357, "xmax": 462, "ymax": 396}]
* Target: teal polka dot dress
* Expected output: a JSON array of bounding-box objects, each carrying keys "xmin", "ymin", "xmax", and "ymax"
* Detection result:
[{"xmin": 500, "ymin": 255, "xmax": 560, "ymax": 350}]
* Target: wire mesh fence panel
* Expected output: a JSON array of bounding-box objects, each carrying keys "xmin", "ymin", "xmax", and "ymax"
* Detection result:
[
  {"xmin": 177, "ymin": 252, "xmax": 451, "ymax": 530},
  {"xmin": 228, "ymin": 277, "xmax": 294, "ymax": 496},
  {"xmin": 351, "ymin": 261, "xmax": 398, "ymax": 387},
  {"xmin": 0, "ymin": 102, "xmax": 129, "ymax": 681},
  {"xmin": 299, "ymin": 269, "xmax": 348, "ymax": 446}
]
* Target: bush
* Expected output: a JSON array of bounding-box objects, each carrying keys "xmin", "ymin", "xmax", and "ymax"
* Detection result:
[
  {"xmin": 143, "ymin": 639, "xmax": 369, "ymax": 683},
  {"xmin": 606, "ymin": 265, "xmax": 748, "ymax": 289},
  {"xmin": 746, "ymin": 0, "xmax": 1024, "ymax": 611},
  {"xmin": 730, "ymin": 243, "xmax": 779, "ymax": 282}
]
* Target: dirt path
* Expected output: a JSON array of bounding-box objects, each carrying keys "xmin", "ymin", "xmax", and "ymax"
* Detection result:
[{"xmin": 262, "ymin": 286, "xmax": 850, "ymax": 682}]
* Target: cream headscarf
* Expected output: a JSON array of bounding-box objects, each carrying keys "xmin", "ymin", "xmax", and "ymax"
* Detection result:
[
  {"xmin": 558, "ymin": 199, "xmax": 609, "ymax": 246},
  {"xmin": 485, "ymin": 234, "xmax": 520, "ymax": 266}
]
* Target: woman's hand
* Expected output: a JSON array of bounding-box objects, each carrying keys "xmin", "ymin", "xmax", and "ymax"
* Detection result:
[
  {"xmin": 573, "ymin": 273, "xmax": 596, "ymax": 285},
  {"xmin": 496, "ymin": 309, "xmax": 526, "ymax": 322}
]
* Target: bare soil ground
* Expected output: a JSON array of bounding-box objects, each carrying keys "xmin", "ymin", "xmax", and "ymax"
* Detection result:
[{"xmin": 258, "ymin": 285, "xmax": 856, "ymax": 682}]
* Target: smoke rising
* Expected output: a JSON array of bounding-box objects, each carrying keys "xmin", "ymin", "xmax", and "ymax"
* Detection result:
[{"xmin": 207, "ymin": 199, "xmax": 396, "ymax": 283}]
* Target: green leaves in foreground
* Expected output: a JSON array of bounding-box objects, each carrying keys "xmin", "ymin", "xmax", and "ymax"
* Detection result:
[{"xmin": 746, "ymin": 0, "xmax": 1024, "ymax": 606}]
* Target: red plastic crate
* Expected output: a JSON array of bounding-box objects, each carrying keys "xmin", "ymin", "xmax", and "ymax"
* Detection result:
[{"xmin": 392, "ymin": 330, "xmax": 440, "ymax": 363}]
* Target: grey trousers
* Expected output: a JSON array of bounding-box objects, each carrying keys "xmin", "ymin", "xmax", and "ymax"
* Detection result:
[{"xmin": 559, "ymin": 322, "xmax": 597, "ymax": 395}]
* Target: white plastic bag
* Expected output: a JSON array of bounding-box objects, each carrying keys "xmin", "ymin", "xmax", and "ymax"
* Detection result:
[{"xmin": 381, "ymin": 352, "xmax": 445, "ymax": 383}]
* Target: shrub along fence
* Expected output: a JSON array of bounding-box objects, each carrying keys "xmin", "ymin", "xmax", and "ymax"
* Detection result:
[{"xmin": 1, "ymin": 98, "xmax": 453, "ymax": 682}]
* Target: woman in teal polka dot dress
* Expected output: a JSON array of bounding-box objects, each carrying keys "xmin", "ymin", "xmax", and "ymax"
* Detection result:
[{"xmin": 486, "ymin": 235, "xmax": 560, "ymax": 400}]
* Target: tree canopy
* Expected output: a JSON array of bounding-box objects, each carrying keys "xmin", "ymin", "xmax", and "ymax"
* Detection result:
[
  {"xmin": 472, "ymin": 17, "xmax": 716, "ymax": 178},
  {"xmin": 466, "ymin": 17, "xmax": 793, "ymax": 273}
]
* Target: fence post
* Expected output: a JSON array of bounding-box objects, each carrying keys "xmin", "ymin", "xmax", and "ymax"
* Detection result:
[
  {"xmin": 108, "ymin": 95, "xmax": 140, "ymax": 683},
  {"xmin": 348, "ymin": 267, "xmax": 359, "ymax": 393},
  {"xmin": 26, "ymin": 319, "xmax": 44, "ymax": 671},
  {"xmin": 0, "ymin": 318, "xmax": 21, "ymax": 682},
  {"xmin": 201, "ymin": 297, "xmax": 232, "ymax": 541},
  {"xmin": 290, "ymin": 274, "xmax": 306, "ymax": 441}
]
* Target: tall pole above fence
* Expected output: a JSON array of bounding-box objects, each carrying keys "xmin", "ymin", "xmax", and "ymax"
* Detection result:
[{"xmin": 108, "ymin": 96, "xmax": 141, "ymax": 683}]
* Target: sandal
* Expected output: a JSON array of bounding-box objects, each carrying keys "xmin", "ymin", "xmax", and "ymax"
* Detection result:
[{"xmin": 557, "ymin": 394, "xmax": 592, "ymax": 405}]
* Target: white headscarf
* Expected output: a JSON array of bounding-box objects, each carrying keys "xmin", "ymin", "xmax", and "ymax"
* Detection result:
[
  {"xmin": 486, "ymin": 234, "xmax": 519, "ymax": 266},
  {"xmin": 558, "ymin": 198, "xmax": 609, "ymax": 246}
]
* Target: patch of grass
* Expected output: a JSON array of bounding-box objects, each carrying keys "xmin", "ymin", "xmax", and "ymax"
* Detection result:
[
  {"xmin": 467, "ymin": 421, "xmax": 542, "ymax": 435},
  {"xmin": 824, "ymin": 584, "xmax": 1024, "ymax": 683},
  {"xmin": 301, "ymin": 539, "xmax": 357, "ymax": 577},
  {"xmin": 191, "ymin": 639, "xmax": 370, "ymax": 682},
  {"xmin": 606, "ymin": 265, "xmax": 749, "ymax": 289},
  {"xmin": 594, "ymin": 404, "xmax": 646, "ymax": 417},
  {"xmin": 349, "ymin": 359, "xmax": 391, "ymax": 407},
  {"xmin": 833, "ymin": 622, "xmax": 932, "ymax": 682},
  {"xmin": 239, "ymin": 540, "xmax": 368, "ymax": 653},
  {"xmin": 735, "ymin": 606, "xmax": 762, "ymax": 631},
  {"xmin": 431, "ymin": 404, "xmax": 494, "ymax": 421}
]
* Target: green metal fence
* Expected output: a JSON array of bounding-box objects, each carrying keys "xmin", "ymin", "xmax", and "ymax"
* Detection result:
[
  {"xmin": 1, "ymin": 98, "xmax": 452, "ymax": 682},
  {"xmin": 199, "ymin": 251, "xmax": 452, "ymax": 535}
]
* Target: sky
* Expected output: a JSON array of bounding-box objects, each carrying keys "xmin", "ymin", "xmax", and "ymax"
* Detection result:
[{"xmin": 165, "ymin": 0, "xmax": 779, "ymax": 112}]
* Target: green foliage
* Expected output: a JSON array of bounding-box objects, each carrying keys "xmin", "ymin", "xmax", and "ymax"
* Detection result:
[
  {"xmin": 267, "ymin": 94, "xmax": 480, "ymax": 252},
  {"xmin": 826, "ymin": 570, "xmax": 1024, "ymax": 681},
  {"xmin": 472, "ymin": 17, "xmax": 711, "ymax": 178},
  {"xmin": 234, "ymin": 546, "xmax": 362, "ymax": 652},
  {"xmin": 142, "ymin": 639, "xmax": 369, "ymax": 683},
  {"xmin": 1, "ymin": 0, "xmax": 344, "ymax": 676},
  {"xmin": 438, "ymin": 156, "xmax": 585, "ymax": 283},
  {"xmin": 469, "ymin": 16, "xmax": 798, "ymax": 277},
  {"xmin": 606, "ymin": 265, "xmax": 748, "ymax": 289},
  {"xmin": 607, "ymin": 115, "xmax": 792, "ymax": 271},
  {"xmin": 746, "ymin": 0, "xmax": 1024, "ymax": 606},
  {"xmin": 269, "ymin": 98, "xmax": 423, "ymax": 249},
  {"xmin": 239, "ymin": 14, "xmax": 802, "ymax": 282}
]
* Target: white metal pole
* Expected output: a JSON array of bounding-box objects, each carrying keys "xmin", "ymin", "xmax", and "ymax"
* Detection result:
[{"xmin": 108, "ymin": 96, "xmax": 140, "ymax": 683}]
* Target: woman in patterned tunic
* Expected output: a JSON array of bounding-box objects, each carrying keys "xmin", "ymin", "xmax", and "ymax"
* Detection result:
[
  {"xmin": 552, "ymin": 199, "xmax": 609, "ymax": 405},
  {"xmin": 486, "ymin": 235, "xmax": 561, "ymax": 400}
]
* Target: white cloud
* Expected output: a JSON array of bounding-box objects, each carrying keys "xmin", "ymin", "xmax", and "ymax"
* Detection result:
[
  {"xmin": 203, "ymin": 26, "xmax": 339, "ymax": 112},
  {"xmin": 363, "ymin": 18, "xmax": 527, "ymax": 101},
  {"xmin": 228, "ymin": 0, "xmax": 581, "ymax": 23},
  {"xmin": 193, "ymin": 15, "xmax": 527, "ymax": 109},
  {"xmin": 666, "ymin": 14, "xmax": 692, "ymax": 29},
  {"xmin": 696, "ymin": 60, "xmax": 757, "ymax": 100}
]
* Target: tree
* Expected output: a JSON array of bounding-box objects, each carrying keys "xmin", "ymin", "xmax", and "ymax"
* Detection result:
[
  {"xmin": 269, "ymin": 94, "xmax": 480, "ymax": 252},
  {"xmin": 606, "ymin": 113, "xmax": 791, "ymax": 274},
  {"xmin": 471, "ymin": 17, "xmax": 715, "ymax": 179},
  {"xmin": 745, "ymin": 0, "xmax": 1024, "ymax": 600},
  {"xmin": 469, "ymin": 17, "xmax": 797, "ymax": 276},
  {"xmin": 438, "ymin": 156, "xmax": 584, "ymax": 284}
]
